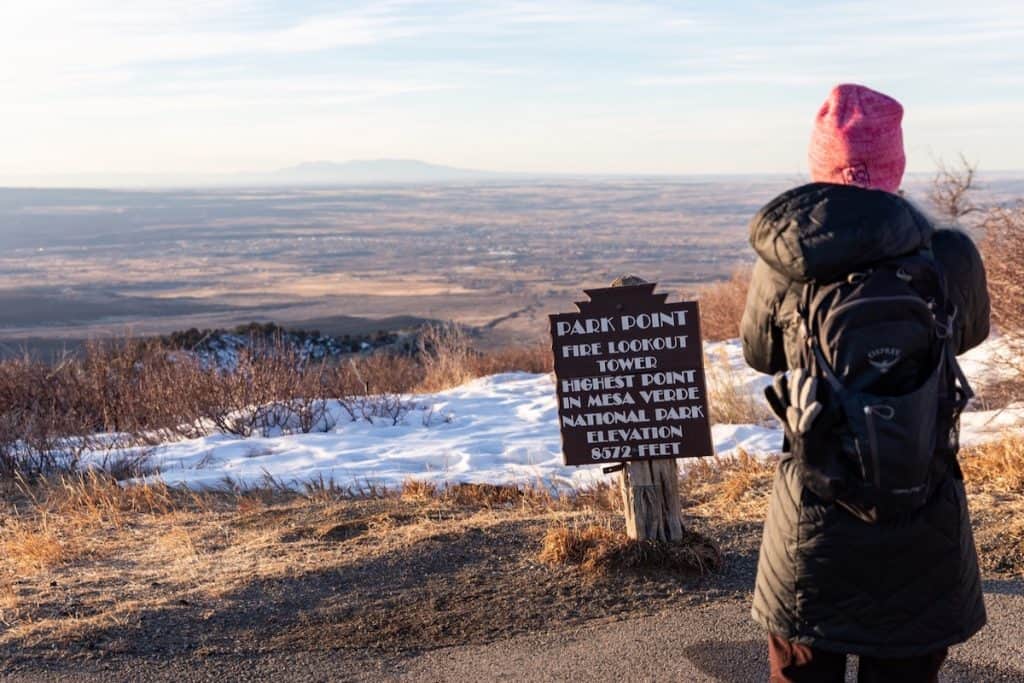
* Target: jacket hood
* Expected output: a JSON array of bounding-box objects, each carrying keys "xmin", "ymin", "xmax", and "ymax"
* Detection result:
[{"xmin": 749, "ymin": 182, "xmax": 934, "ymax": 283}]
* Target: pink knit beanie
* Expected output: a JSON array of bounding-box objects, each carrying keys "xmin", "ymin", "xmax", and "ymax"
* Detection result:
[{"xmin": 808, "ymin": 84, "xmax": 905, "ymax": 193}]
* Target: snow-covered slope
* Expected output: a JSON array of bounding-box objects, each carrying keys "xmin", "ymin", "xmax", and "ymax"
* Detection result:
[{"xmin": 90, "ymin": 338, "xmax": 1022, "ymax": 491}]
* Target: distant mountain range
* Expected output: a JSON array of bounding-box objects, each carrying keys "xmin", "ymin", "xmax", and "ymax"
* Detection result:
[{"xmin": 0, "ymin": 159, "xmax": 513, "ymax": 189}]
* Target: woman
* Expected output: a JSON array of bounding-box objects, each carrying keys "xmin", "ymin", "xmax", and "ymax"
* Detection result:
[{"xmin": 741, "ymin": 84, "xmax": 990, "ymax": 682}]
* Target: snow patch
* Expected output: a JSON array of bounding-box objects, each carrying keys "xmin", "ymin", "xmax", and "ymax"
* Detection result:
[{"xmin": 79, "ymin": 336, "xmax": 1020, "ymax": 491}]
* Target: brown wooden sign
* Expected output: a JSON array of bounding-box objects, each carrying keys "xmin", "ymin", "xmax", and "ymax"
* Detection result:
[{"xmin": 549, "ymin": 283, "xmax": 714, "ymax": 466}]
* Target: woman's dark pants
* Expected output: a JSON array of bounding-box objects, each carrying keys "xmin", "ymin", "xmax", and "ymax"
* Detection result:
[{"xmin": 768, "ymin": 633, "xmax": 948, "ymax": 682}]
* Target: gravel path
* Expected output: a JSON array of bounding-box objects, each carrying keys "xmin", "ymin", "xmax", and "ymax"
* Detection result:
[{"xmin": 7, "ymin": 579, "xmax": 1021, "ymax": 682}]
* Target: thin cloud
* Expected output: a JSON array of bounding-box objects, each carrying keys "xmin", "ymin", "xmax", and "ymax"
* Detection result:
[
  {"xmin": 1, "ymin": 1, "xmax": 1022, "ymax": 178},
  {"xmin": 632, "ymin": 73, "xmax": 824, "ymax": 87}
]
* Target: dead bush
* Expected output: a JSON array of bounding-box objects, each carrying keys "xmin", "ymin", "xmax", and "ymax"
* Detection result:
[
  {"xmin": 927, "ymin": 156, "xmax": 1019, "ymax": 334},
  {"xmin": 929, "ymin": 156, "xmax": 1023, "ymax": 398},
  {"xmin": 695, "ymin": 266, "xmax": 752, "ymax": 342},
  {"xmin": 472, "ymin": 345, "xmax": 552, "ymax": 376},
  {"xmin": 335, "ymin": 351, "xmax": 422, "ymax": 396},
  {"xmin": 416, "ymin": 323, "xmax": 479, "ymax": 392},
  {"xmin": 928, "ymin": 154, "xmax": 982, "ymax": 222},
  {"xmin": 198, "ymin": 341, "xmax": 339, "ymax": 437},
  {"xmin": 0, "ymin": 323, "xmax": 559, "ymax": 480},
  {"xmin": 980, "ymin": 205, "xmax": 1024, "ymax": 336},
  {"xmin": 977, "ymin": 196, "xmax": 1024, "ymax": 398},
  {"xmin": 704, "ymin": 346, "xmax": 770, "ymax": 425}
]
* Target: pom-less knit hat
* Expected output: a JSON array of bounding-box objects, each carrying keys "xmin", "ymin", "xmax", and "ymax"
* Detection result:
[{"xmin": 809, "ymin": 84, "xmax": 905, "ymax": 193}]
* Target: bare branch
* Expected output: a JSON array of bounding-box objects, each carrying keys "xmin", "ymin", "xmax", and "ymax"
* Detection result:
[{"xmin": 929, "ymin": 153, "xmax": 981, "ymax": 222}]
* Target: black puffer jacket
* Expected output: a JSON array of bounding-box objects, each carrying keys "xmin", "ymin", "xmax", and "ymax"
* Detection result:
[{"xmin": 743, "ymin": 183, "xmax": 989, "ymax": 657}]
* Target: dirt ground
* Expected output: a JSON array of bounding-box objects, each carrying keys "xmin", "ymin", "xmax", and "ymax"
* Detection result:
[
  {"xmin": 1, "ymin": 442, "xmax": 1021, "ymax": 675},
  {"xmin": 0, "ymin": 475, "xmax": 759, "ymax": 671}
]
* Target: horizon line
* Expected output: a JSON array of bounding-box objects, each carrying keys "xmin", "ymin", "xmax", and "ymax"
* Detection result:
[{"xmin": 3, "ymin": 165, "xmax": 1024, "ymax": 192}]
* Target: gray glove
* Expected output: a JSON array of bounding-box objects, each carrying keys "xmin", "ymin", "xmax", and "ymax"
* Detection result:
[
  {"xmin": 764, "ymin": 368, "xmax": 846, "ymax": 501},
  {"xmin": 766, "ymin": 368, "xmax": 822, "ymax": 436}
]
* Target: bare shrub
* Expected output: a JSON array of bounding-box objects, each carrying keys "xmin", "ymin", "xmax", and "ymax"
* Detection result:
[
  {"xmin": 332, "ymin": 352, "xmax": 422, "ymax": 396},
  {"xmin": 927, "ymin": 154, "xmax": 1022, "ymax": 336},
  {"xmin": 704, "ymin": 346, "xmax": 770, "ymax": 425},
  {"xmin": 416, "ymin": 323, "xmax": 479, "ymax": 392},
  {"xmin": 929, "ymin": 154, "xmax": 981, "ymax": 222},
  {"xmin": 928, "ymin": 156, "xmax": 1023, "ymax": 402},
  {"xmin": 975, "ymin": 187, "xmax": 1024, "ymax": 398},
  {"xmin": 0, "ymin": 321, "xmax": 557, "ymax": 479},
  {"xmin": 694, "ymin": 266, "xmax": 752, "ymax": 342},
  {"xmin": 412, "ymin": 324, "xmax": 552, "ymax": 393},
  {"xmin": 980, "ymin": 206, "xmax": 1024, "ymax": 336},
  {"xmin": 198, "ymin": 341, "xmax": 316, "ymax": 437},
  {"xmin": 472, "ymin": 345, "xmax": 552, "ymax": 376}
]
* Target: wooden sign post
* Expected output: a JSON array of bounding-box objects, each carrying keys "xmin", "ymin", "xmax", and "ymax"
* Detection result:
[{"xmin": 549, "ymin": 276, "xmax": 714, "ymax": 542}]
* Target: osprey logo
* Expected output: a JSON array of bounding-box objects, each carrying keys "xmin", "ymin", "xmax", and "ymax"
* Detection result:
[{"xmin": 868, "ymin": 347, "xmax": 902, "ymax": 373}]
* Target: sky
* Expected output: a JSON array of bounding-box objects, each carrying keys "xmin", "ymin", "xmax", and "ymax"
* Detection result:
[{"xmin": 2, "ymin": 0, "xmax": 1023, "ymax": 183}]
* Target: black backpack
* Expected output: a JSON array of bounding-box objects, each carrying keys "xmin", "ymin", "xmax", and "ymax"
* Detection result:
[{"xmin": 796, "ymin": 248, "xmax": 974, "ymax": 521}]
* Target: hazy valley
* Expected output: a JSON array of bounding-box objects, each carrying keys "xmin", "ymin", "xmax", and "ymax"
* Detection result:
[{"xmin": 2, "ymin": 174, "xmax": 1022, "ymax": 358}]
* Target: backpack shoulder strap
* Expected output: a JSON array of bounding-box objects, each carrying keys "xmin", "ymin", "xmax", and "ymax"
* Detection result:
[
  {"xmin": 798, "ymin": 279, "xmax": 846, "ymax": 393},
  {"xmin": 926, "ymin": 245, "xmax": 975, "ymax": 410}
]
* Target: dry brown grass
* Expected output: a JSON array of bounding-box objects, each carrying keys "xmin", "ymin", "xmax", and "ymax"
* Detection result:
[
  {"xmin": 6, "ymin": 470, "xmax": 196, "ymax": 526},
  {"xmin": 3, "ymin": 434, "xmax": 1023, "ymax": 660},
  {"xmin": 961, "ymin": 436, "xmax": 1024, "ymax": 575},
  {"xmin": 704, "ymin": 347, "xmax": 771, "ymax": 425},
  {"xmin": 0, "ymin": 470, "xmax": 629, "ymax": 650},
  {"xmin": 0, "ymin": 471, "xmax": 209, "ymax": 582},
  {"xmin": 538, "ymin": 523, "xmax": 721, "ymax": 575},
  {"xmin": 679, "ymin": 450, "xmax": 777, "ymax": 521},
  {"xmin": 537, "ymin": 451, "xmax": 774, "ymax": 577},
  {"xmin": 0, "ymin": 521, "xmax": 64, "ymax": 573},
  {"xmin": 695, "ymin": 266, "xmax": 752, "ymax": 342},
  {"xmin": 400, "ymin": 478, "xmax": 621, "ymax": 513},
  {"xmin": 962, "ymin": 435, "xmax": 1024, "ymax": 493},
  {"xmin": 0, "ymin": 575, "xmax": 18, "ymax": 627}
]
